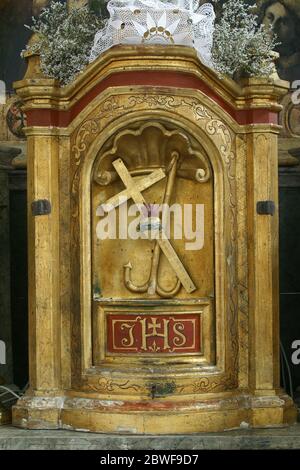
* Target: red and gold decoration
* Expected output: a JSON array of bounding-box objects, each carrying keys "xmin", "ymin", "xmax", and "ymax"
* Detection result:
[
  {"xmin": 107, "ymin": 313, "xmax": 202, "ymax": 355},
  {"xmin": 11, "ymin": 44, "xmax": 296, "ymax": 434}
]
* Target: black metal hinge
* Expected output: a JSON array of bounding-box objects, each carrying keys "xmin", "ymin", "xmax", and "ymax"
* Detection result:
[
  {"xmin": 256, "ymin": 201, "xmax": 276, "ymax": 216},
  {"xmin": 31, "ymin": 199, "xmax": 52, "ymax": 216}
]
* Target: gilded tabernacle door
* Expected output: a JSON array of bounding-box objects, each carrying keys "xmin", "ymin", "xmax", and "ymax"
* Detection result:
[{"xmin": 91, "ymin": 120, "xmax": 216, "ymax": 370}]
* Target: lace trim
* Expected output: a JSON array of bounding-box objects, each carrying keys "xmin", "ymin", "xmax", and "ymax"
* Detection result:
[{"xmin": 90, "ymin": 1, "xmax": 215, "ymax": 68}]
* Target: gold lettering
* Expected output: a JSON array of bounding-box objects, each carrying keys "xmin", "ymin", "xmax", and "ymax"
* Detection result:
[
  {"xmin": 140, "ymin": 317, "xmax": 170, "ymax": 351},
  {"xmin": 172, "ymin": 322, "xmax": 187, "ymax": 347},
  {"xmin": 120, "ymin": 323, "xmax": 136, "ymax": 347}
]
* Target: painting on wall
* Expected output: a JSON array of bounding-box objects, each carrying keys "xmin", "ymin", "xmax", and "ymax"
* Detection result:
[
  {"xmin": 257, "ymin": 0, "xmax": 300, "ymax": 83},
  {"xmin": 212, "ymin": 0, "xmax": 300, "ymax": 84}
]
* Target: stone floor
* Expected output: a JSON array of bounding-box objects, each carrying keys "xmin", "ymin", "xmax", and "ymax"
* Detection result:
[{"xmin": 1, "ymin": 424, "xmax": 300, "ymax": 450}]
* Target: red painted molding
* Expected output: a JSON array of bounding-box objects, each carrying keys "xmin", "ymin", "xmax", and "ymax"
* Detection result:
[{"xmin": 26, "ymin": 71, "xmax": 279, "ymax": 127}]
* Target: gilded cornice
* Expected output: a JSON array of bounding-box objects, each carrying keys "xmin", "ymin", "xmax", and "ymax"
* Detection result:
[{"xmin": 14, "ymin": 45, "xmax": 289, "ymax": 114}]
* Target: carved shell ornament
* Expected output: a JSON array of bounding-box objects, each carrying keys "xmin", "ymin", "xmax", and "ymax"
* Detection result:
[
  {"xmin": 93, "ymin": 122, "xmax": 211, "ymax": 186},
  {"xmin": 89, "ymin": 0, "xmax": 215, "ymax": 68}
]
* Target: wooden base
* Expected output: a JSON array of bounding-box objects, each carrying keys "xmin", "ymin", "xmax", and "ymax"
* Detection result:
[{"xmin": 12, "ymin": 392, "xmax": 297, "ymax": 434}]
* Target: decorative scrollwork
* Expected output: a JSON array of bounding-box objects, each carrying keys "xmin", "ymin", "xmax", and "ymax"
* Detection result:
[
  {"xmin": 193, "ymin": 375, "xmax": 236, "ymax": 393},
  {"xmin": 87, "ymin": 378, "xmax": 142, "ymax": 393}
]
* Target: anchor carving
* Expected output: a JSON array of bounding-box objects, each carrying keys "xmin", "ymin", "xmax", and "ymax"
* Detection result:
[
  {"xmin": 98, "ymin": 154, "xmax": 200, "ymax": 298},
  {"xmin": 124, "ymin": 152, "xmax": 183, "ymax": 298}
]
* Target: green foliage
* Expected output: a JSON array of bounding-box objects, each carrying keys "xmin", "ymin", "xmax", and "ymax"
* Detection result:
[
  {"xmin": 24, "ymin": 0, "xmax": 278, "ymax": 86},
  {"xmin": 212, "ymin": 0, "xmax": 278, "ymax": 79},
  {"xmin": 25, "ymin": 1, "xmax": 105, "ymax": 85}
]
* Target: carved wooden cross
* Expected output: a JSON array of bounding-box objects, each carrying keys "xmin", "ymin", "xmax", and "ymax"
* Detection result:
[{"xmin": 99, "ymin": 158, "xmax": 196, "ymax": 294}]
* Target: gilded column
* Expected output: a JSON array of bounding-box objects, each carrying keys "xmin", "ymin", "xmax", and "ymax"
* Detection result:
[
  {"xmin": 247, "ymin": 127, "xmax": 281, "ymax": 393},
  {"xmin": 26, "ymin": 130, "xmax": 61, "ymax": 393}
]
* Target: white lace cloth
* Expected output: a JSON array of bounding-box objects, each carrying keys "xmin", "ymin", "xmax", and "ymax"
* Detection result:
[{"xmin": 90, "ymin": 1, "xmax": 215, "ymax": 68}]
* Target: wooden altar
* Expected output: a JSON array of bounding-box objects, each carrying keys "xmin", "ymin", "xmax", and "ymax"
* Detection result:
[{"xmin": 12, "ymin": 45, "xmax": 297, "ymax": 433}]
